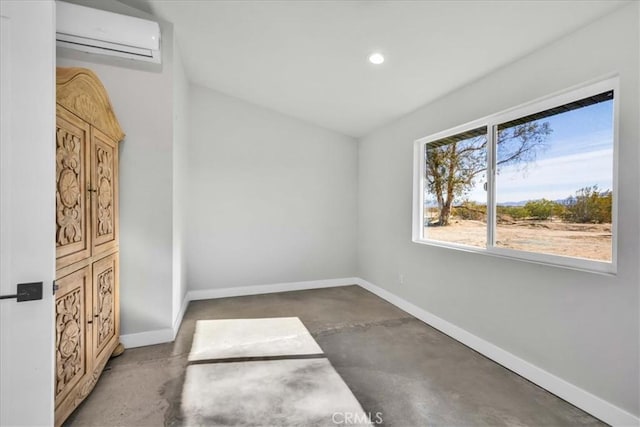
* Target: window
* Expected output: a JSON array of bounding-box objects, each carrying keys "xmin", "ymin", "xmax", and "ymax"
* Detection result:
[
  {"xmin": 413, "ymin": 78, "xmax": 617, "ymax": 273},
  {"xmin": 422, "ymin": 126, "xmax": 488, "ymax": 248}
]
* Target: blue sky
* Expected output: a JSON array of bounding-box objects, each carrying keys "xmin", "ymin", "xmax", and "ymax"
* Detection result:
[{"xmin": 466, "ymin": 99, "xmax": 614, "ymax": 203}]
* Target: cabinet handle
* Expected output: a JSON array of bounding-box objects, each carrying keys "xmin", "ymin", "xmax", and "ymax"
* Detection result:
[
  {"xmin": 87, "ymin": 188, "xmax": 97, "ymax": 193},
  {"xmin": 87, "ymin": 320, "xmax": 93, "ymax": 324}
]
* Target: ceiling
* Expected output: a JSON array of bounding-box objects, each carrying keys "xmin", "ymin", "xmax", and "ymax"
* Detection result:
[{"xmin": 135, "ymin": 0, "xmax": 626, "ymax": 138}]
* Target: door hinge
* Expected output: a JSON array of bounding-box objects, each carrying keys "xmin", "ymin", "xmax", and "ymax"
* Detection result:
[{"xmin": 53, "ymin": 280, "xmax": 59, "ymax": 295}]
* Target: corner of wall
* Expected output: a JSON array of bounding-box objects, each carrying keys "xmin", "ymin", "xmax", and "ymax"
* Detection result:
[{"xmin": 171, "ymin": 32, "xmax": 189, "ymax": 328}]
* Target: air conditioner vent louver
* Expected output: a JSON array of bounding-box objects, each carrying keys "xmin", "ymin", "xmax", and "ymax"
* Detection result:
[{"xmin": 56, "ymin": 1, "xmax": 161, "ymax": 64}]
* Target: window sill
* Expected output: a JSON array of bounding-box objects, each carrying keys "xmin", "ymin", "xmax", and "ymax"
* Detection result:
[{"xmin": 412, "ymin": 238, "xmax": 616, "ymax": 276}]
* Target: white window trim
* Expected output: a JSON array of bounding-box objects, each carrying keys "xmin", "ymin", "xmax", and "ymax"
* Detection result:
[{"xmin": 412, "ymin": 76, "xmax": 619, "ymax": 275}]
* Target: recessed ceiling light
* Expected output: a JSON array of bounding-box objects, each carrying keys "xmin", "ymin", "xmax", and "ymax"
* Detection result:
[{"xmin": 368, "ymin": 52, "xmax": 384, "ymax": 65}]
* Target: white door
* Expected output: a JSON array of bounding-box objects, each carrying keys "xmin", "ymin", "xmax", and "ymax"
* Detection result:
[{"xmin": 0, "ymin": 1, "xmax": 56, "ymax": 425}]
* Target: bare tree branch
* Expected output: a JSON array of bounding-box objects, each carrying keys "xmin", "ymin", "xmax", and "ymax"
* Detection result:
[{"xmin": 425, "ymin": 121, "xmax": 551, "ymax": 226}]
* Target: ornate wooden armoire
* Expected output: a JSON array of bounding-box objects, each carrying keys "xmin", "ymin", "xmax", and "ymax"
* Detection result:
[{"xmin": 54, "ymin": 67, "xmax": 124, "ymax": 426}]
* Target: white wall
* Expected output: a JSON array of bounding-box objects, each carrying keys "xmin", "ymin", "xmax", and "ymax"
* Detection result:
[
  {"xmin": 172, "ymin": 36, "xmax": 189, "ymax": 328},
  {"xmin": 57, "ymin": 1, "xmax": 176, "ymax": 336},
  {"xmin": 187, "ymin": 86, "xmax": 358, "ymax": 290},
  {"xmin": 358, "ymin": 3, "xmax": 639, "ymax": 419},
  {"xmin": 0, "ymin": 2, "xmax": 55, "ymax": 425}
]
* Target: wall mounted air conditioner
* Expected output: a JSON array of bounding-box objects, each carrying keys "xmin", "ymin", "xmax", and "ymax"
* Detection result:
[{"xmin": 56, "ymin": 1, "xmax": 161, "ymax": 64}]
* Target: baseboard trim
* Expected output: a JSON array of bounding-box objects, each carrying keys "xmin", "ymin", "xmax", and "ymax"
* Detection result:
[
  {"xmin": 355, "ymin": 278, "xmax": 639, "ymax": 427},
  {"xmin": 120, "ymin": 328, "xmax": 175, "ymax": 349},
  {"xmin": 187, "ymin": 277, "xmax": 359, "ymax": 301},
  {"xmin": 120, "ymin": 278, "xmax": 358, "ymax": 350}
]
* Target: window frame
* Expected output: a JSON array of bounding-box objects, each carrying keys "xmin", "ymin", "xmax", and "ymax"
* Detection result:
[{"xmin": 412, "ymin": 77, "xmax": 619, "ymax": 275}]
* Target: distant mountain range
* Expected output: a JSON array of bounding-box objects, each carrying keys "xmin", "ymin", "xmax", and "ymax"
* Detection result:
[
  {"xmin": 426, "ymin": 197, "xmax": 575, "ymax": 208},
  {"xmin": 426, "ymin": 190, "xmax": 611, "ymax": 208},
  {"xmin": 497, "ymin": 198, "xmax": 572, "ymax": 207},
  {"xmin": 498, "ymin": 193, "xmax": 613, "ymax": 206}
]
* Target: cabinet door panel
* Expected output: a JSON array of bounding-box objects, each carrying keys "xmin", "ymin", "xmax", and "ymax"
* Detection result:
[
  {"xmin": 92, "ymin": 253, "xmax": 119, "ymax": 368},
  {"xmin": 55, "ymin": 266, "xmax": 92, "ymax": 407},
  {"xmin": 56, "ymin": 106, "xmax": 91, "ymax": 269},
  {"xmin": 90, "ymin": 127, "xmax": 118, "ymax": 256}
]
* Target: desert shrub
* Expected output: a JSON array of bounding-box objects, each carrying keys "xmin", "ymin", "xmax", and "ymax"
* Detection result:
[
  {"xmin": 453, "ymin": 201, "xmax": 486, "ymax": 221},
  {"xmin": 564, "ymin": 186, "xmax": 612, "ymax": 223},
  {"xmin": 524, "ymin": 199, "xmax": 559, "ymax": 220},
  {"xmin": 551, "ymin": 203, "xmax": 567, "ymax": 218},
  {"xmin": 497, "ymin": 205, "xmax": 529, "ymax": 220}
]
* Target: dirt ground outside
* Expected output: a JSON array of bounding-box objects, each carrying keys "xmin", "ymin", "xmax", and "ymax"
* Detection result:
[{"xmin": 425, "ymin": 219, "xmax": 612, "ymax": 262}]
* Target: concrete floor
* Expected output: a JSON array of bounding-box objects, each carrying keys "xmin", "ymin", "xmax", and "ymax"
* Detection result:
[{"xmin": 66, "ymin": 285, "xmax": 605, "ymax": 426}]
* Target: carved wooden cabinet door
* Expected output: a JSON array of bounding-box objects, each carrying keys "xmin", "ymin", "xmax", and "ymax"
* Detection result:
[
  {"xmin": 55, "ymin": 67, "xmax": 124, "ymax": 427},
  {"xmin": 56, "ymin": 106, "xmax": 91, "ymax": 270},
  {"xmin": 90, "ymin": 127, "xmax": 118, "ymax": 256},
  {"xmin": 91, "ymin": 253, "xmax": 119, "ymax": 370},
  {"xmin": 55, "ymin": 266, "xmax": 92, "ymax": 421}
]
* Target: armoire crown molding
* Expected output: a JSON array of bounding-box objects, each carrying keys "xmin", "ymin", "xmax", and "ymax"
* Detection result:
[{"xmin": 56, "ymin": 67, "xmax": 125, "ymax": 143}]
